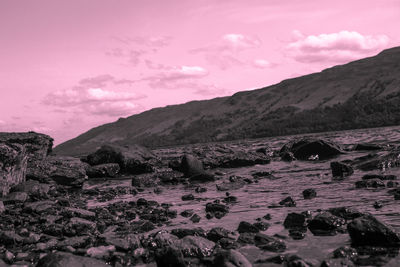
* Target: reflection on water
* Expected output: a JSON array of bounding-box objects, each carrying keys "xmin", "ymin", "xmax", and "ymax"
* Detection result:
[{"xmin": 86, "ymin": 125, "xmax": 400, "ymax": 264}]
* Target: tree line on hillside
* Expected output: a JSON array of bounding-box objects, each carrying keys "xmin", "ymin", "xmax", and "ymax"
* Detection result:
[{"xmin": 136, "ymin": 91, "xmax": 400, "ymax": 148}]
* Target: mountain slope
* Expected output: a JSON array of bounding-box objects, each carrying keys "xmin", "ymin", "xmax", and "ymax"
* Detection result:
[{"xmin": 54, "ymin": 47, "xmax": 400, "ymax": 156}]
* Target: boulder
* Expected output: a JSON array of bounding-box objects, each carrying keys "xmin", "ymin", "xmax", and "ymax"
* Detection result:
[
  {"xmin": 347, "ymin": 214, "xmax": 400, "ymax": 246},
  {"xmin": 212, "ymin": 249, "xmax": 252, "ymax": 267},
  {"xmin": 86, "ymin": 163, "xmax": 120, "ymax": 178},
  {"xmin": 330, "ymin": 161, "xmax": 354, "ymax": 177},
  {"xmin": 0, "ymin": 132, "xmax": 53, "ymax": 163},
  {"xmin": 171, "ymin": 228, "xmax": 206, "ymax": 239},
  {"xmin": 178, "ymin": 154, "xmax": 215, "ymax": 182},
  {"xmin": 279, "ymin": 196, "xmax": 296, "ymax": 207},
  {"xmin": 308, "ymin": 212, "xmax": 345, "ymax": 235},
  {"xmin": 37, "ymin": 252, "xmax": 109, "ymax": 267},
  {"xmin": 0, "ymin": 142, "xmax": 27, "ymax": 197},
  {"xmin": 280, "ymin": 138, "xmax": 343, "ymax": 160},
  {"xmin": 155, "ymin": 246, "xmax": 186, "ymax": 267},
  {"xmin": 26, "ymin": 155, "xmax": 87, "ymax": 187},
  {"xmin": 284, "ymin": 213, "xmax": 307, "ymax": 230},
  {"xmin": 237, "ymin": 221, "xmax": 259, "ymax": 233},
  {"xmin": 207, "ymin": 227, "xmax": 231, "ymax": 242},
  {"xmin": 254, "ymin": 233, "xmax": 286, "ymax": 252},
  {"xmin": 328, "ymin": 207, "xmax": 363, "ymax": 220},
  {"xmin": 85, "ymin": 144, "xmax": 156, "ymax": 174},
  {"xmin": 353, "ymin": 150, "xmax": 400, "ymax": 171}
]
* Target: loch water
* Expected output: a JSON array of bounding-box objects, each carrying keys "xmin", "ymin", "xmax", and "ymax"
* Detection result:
[{"xmin": 85, "ymin": 125, "xmax": 400, "ymax": 265}]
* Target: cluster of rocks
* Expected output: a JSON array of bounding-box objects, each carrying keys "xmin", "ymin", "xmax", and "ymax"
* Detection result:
[{"xmin": 2, "ymin": 133, "xmax": 400, "ymax": 266}]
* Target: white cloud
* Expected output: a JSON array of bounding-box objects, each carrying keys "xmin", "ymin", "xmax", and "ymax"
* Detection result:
[
  {"xmin": 287, "ymin": 30, "xmax": 390, "ymax": 63},
  {"xmin": 253, "ymin": 59, "xmax": 272, "ymax": 68}
]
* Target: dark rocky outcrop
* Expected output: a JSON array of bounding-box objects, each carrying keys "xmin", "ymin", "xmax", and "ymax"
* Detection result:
[
  {"xmin": 0, "ymin": 142, "xmax": 27, "ymax": 197},
  {"xmin": 84, "ymin": 144, "xmax": 156, "ymax": 174},
  {"xmin": 280, "ymin": 138, "xmax": 343, "ymax": 160},
  {"xmin": 347, "ymin": 214, "xmax": 400, "ymax": 246},
  {"xmin": 0, "ymin": 132, "xmax": 53, "ymax": 163}
]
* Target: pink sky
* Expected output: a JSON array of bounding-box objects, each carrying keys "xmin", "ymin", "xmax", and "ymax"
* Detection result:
[{"xmin": 1, "ymin": 0, "xmax": 399, "ymax": 145}]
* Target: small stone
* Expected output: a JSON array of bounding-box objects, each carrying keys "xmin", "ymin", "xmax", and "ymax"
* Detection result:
[
  {"xmin": 190, "ymin": 214, "xmax": 201, "ymax": 223},
  {"xmin": 237, "ymin": 221, "xmax": 259, "ymax": 233},
  {"xmin": 180, "ymin": 209, "xmax": 194, "ymax": 218},
  {"xmin": 279, "ymin": 196, "xmax": 296, "ymax": 207},
  {"xmin": 302, "ymin": 188, "xmax": 317, "ymax": 199},
  {"xmin": 195, "ymin": 187, "xmax": 207, "ymax": 193},
  {"xmin": 181, "ymin": 194, "xmax": 195, "ymax": 201}
]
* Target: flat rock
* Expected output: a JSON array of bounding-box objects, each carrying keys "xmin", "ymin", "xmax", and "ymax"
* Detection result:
[{"xmin": 84, "ymin": 144, "xmax": 156, "ymax": 174}]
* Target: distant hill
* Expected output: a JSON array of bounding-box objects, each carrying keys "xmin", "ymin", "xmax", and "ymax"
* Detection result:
[{"xmin": 54, "ymin": 46, "xmax": 400, "ymax": 156}]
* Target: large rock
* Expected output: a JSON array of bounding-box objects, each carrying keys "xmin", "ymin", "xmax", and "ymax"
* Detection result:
[
  {"xmin": 0, "ymin": 132, "xmax": 53, "ymax": 163},
  {"xmin": 212, "ymin": 249, "xmax": 252, "ymax": 267},
  {"xmin": 86, "ymin": 163, "xmax": 120, "ymax": 178},
  {"xmin": 347, "ymin": 214, "xmax": 400, "ymax": 246},
  {"xmin": 0, "ymin": 142, "xmax": 27, "ymax": 197},
  {"xmin": 353, "ymin": 150, "xmax": 400, "ymax": 171},
  {"xmin": 330, "ymin": 161, "xmax": 354, "ymax": 177},
  {"xmin": 37, "ymin": 252, "xmax": 109, "ymax": 267},
  {"xmin": 308, "ymin": 212, "xmax": 345, "ymax": 235},
  {"xmin": 179, "ymin": 154, "xmax": 215, "ymax": 182},
  {"xmin": 280, "ymin": 138, "xmax": 343, "ymax": 160},
  {"xmin": 85, "ymin": 144, "xmax": 156, "ymax": 174},
  {"xmin": 26, "ymin": 156, "xmax": 87, "ymax": 187}
]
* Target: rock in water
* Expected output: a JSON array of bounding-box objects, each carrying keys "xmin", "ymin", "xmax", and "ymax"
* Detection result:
[
  {"xmin": 280, "ymin": 138, "xmax": 343, "ymax": 160},
  {"xmin": 0, "ymin": 132, "xmax": 53, "ymax": 163},
  {"xmin": 37, "ymin": 252, "xmax": 109, "ymax": 267},
  {"xmin": 0, "ymin": 142, "xmax": 27, "ymax": 197},
  {"xmin": 347, "ymin": 214, "xmax": 400, "ymax": 246},
  {"xmin": 353, "ymin": 150, "xmax": 400, "ymax": 171},
  {"xmin": 330, "ymin": 161, "xmax": 354, "ymax": 177},
  {"xmin": 85, "ymin": 144, "xmax": 156, "ymax": 174}
]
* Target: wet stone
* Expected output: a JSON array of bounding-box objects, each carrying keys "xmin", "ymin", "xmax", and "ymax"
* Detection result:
[
  {"xmin": 331, "ymin": 161, "xmax": 354, "ymax": 177},
  {"xmin": 254, "ymin": 233, "xmax": 286, "ymax": 252},
  {"xmin": 308, "ymin": 212, "xmax": 345, "ymax": 236},
  {"xmin": 302, "ymin": 188, "xmax": 317, "ymax": 199},
  {"xmin": 180, "ymin": 209, "xmax": 194, "ymax": 218},
  {"xmin": 279, "ymin": 196, "xmax": 296, "ymax": 207},
  {"xmin": 237, "ymin": 221, "xmax": 259, "ymax": 233},
  {"xmin": 181, "ymin": 194, "xmax": 195, "ymax": 201},
  {"xmin": 284, "ymin": 213, "xmax": 307, "ymax": 230},
  {"xmin": 190, "ymin": 214, "xmax": 201, "ymax": 223}
]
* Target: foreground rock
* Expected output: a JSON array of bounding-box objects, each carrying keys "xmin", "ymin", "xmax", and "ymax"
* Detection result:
[
  {"xmin": 0, "ymin": 142, "xmax": 27, "ymax": 197},
  {"xmin": 212, "ymin": 249, "xmax": 252, "ymax": 267},
  {"xmin": 37, "ymin": 252, "xmax": 109, "ymax": 267},
  {"xmin": 0, "ymin": 132, "xmax": 53, "ymax": 163},
  {"xmin": 26, "ymin": 155, "xmax": 87, "ymax": 187},
  {"xmin": 347, "ymin": 214, "xmax": 400, "ymax": 246},
  {"xmin": 280, "ymin": 138, "xmax": 343, "ymax": 160},
  {"xmin": 84, "ymin": 144, "xmax": 157, "ymax": 174}
]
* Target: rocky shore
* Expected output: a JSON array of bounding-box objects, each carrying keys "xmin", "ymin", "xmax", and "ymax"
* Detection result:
[{"xmin": 1, "ymin": 132, "xmax": 400, "ymax": 266}]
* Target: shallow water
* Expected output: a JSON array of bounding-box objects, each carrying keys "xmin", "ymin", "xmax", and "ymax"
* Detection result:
[{"xmin": 85, "ymin": 125, "xmax": 400, "ymax": 265}]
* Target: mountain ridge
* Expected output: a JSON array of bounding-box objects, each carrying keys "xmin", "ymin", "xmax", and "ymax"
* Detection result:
[{"xmin": 54, "ymin": 46, "xmax": 400, "ymax": 156}]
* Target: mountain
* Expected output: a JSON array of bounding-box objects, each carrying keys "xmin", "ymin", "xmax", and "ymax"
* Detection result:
[{"xmin": 54, "ymin": 47, "xmax": 400, "ymax": 156}]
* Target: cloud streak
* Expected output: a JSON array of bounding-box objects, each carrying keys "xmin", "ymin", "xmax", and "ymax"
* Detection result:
[
  {"xmin": 43, "ymin": 75, "xmax": 145, "ymax": 117},
  {"xmin": 287, "ymin": 30, "xmax": 390, "ymax": 63}
]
